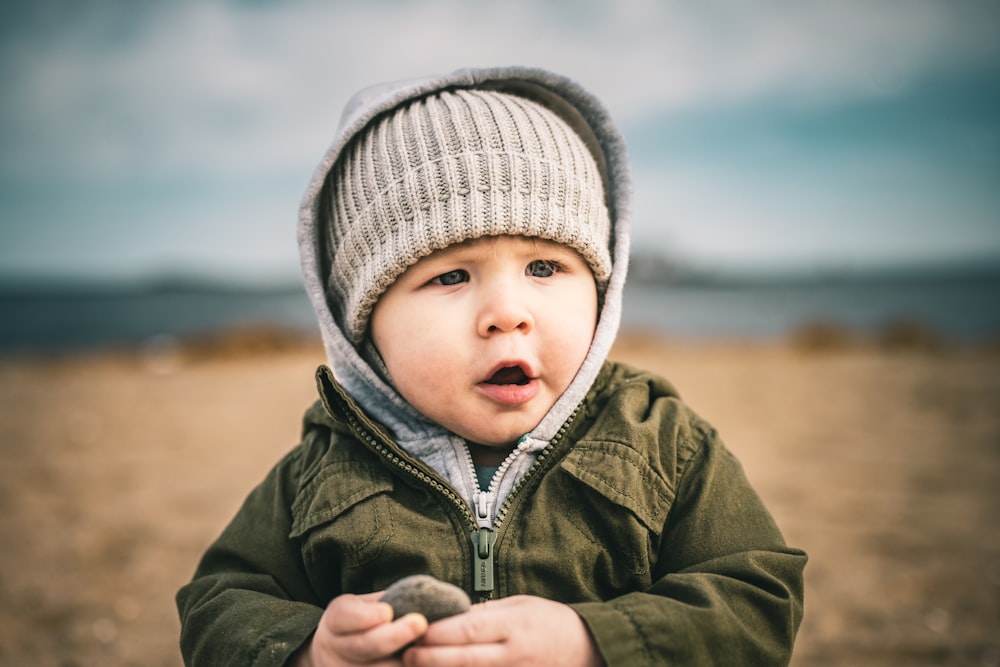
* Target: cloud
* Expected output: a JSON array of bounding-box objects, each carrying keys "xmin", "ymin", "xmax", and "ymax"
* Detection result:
[
  {"xmin": 1, "ymin": 0, "xmax": 997, "ymax": 279},
  {"xmin": 1, "ymin": 0, "xmax": 996, "ymax": 185}
]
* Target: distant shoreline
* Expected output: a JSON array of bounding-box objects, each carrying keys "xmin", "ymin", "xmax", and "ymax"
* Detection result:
[{"xmin": 1, "ymin": 271, "xmax": 998, "ymax": 358}]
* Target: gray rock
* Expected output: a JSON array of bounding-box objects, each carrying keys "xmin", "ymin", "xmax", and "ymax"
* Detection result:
[{"xmin": 380, "ymin": 575, "xmax": 472, "ymax": 622}]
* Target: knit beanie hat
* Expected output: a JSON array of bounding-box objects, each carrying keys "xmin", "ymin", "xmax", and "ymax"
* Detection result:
[{"xmin": 324, "ymin": 87, "xmax": 613, "ymax": 344}]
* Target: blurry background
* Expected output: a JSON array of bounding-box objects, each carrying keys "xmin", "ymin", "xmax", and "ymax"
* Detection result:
[
  {"xmin": 2, "ymin": 4, "xmax": 1000, "ymax": 667},
  {"xmin": 1, "ymin": 0, "xmax": 998, "ymax": 353}
]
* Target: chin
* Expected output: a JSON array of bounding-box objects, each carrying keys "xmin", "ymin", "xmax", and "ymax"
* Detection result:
[
  {"xmin": 470, "ymin": 436, "xmax": 518, "ymax": 448},
  {"xmin": 459, "ymin": 415, "xmax": 542, "ymax": 447},
  {"xmin": 463, "ymin": 429, "xmax": 525, "ymax": 448}
]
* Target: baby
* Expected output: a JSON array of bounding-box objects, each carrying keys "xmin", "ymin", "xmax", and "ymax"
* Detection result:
[{"xmin": 177, "ymin": 66, "xmax": 806, "ymax": 667}]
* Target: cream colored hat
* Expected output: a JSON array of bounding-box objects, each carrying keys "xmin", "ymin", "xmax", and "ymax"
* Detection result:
[{"xmin": 324, "ymin": 87, "xmax": 612, "ymax": 344}]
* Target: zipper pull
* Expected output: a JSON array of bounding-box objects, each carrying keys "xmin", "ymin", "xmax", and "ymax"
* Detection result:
[
  {"xmin": 474, "ymin": 489, "xmax": 495, "ymax": 527},
  {"xmin": 471, "ymin": 526, "xmax": 495, "ymax": 594}
]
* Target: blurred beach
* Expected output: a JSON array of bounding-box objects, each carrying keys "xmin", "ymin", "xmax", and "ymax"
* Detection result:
[{"xmin": 1, "ymin": 310, "xmax": 998, "ymax": 666}]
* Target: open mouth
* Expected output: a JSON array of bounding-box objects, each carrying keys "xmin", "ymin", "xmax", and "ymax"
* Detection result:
[{"xmin": 485, "ymin": 365, "xmax": 531, "ymax": 386}]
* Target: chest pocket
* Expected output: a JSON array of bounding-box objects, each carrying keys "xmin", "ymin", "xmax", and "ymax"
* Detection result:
[
  {"xmin": 560, "ymin": 441, "xmax": 673, "ymax": 537},
  {"xmin": 515, "ymin": 441, "xmax": 673, "ymax": 600},
  {"xmin": 289, "ymin": 460, "xmax": 395, "ymax": 569}
]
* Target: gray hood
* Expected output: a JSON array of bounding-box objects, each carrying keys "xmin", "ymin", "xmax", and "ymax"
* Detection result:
[{"xmin": 298, "ymin": 66, "xmax": 631, "ymax": 522}]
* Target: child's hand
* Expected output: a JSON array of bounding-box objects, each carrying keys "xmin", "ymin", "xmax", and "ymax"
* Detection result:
[
  {"xmin": 293, "ymin": 592, "xmax": 429, "ymax": 666},
  {"xmin": 401, "ymin": 595, "xmax": 604, "ymax": 667}
]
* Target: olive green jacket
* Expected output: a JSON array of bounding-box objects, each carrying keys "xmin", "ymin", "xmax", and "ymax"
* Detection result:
[{"xmin": 177, "ymin": 361, "xmax": 806, "ymax": 666}]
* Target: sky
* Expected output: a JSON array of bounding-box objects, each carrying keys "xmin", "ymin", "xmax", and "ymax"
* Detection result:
[{"xmin": 0, "ymin": 0, "xmax": 998, "ymax": 285}]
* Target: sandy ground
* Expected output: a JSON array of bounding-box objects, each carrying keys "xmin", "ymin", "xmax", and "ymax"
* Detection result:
[{"xmin": 1, "ymin": 330, "xmax": 998, "ymax": 666}]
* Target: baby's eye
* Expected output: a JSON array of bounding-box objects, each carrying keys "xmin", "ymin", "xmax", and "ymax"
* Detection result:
[
  {"xmin": 527, "ymin": 260, "xmax": 560, "ymax": 278},
  {"xmin": 430, "ymin": 269, "xmax": 469, "ymax": 286}
]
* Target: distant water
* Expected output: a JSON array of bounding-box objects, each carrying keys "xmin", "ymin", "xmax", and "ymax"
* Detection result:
[
  {"xmin": 623, "ymin": 277, "xmax": 1000, "ymax": 341},
  {"xmin": 0, "ymin": 286, "xmax": 319, "ymax": 356},
  {"xmin": 1, "ymin": 275, "xmax": 998, "ymax": 356}
]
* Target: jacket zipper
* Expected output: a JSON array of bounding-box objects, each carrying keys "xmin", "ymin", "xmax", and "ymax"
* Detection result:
[
  {"xmin": 341, "ymin": 410, "xmax": 476, "ymax": 521},
  {"xmin": 468, "ymin": 406, "xmax": 583, "ymax": 601},
  {"xmin": 493, "ymin": 407, "xmax": 580, "ymax": 530},
  {"xmin": 331, "ymin": 381, "xmax": 582, "ymax": 603},
  {"xmin": 336, "ymin": 408, "xmax": 501, "ymax": 598},
  {"xmin": 467, "ymin": 444, "xmax": 509, "ymax": 598}
]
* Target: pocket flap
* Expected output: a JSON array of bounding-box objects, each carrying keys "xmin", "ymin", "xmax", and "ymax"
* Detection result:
[
  {"xmin": 289, "ymin": 461, "xmax": 393, "ymax": 538},
  {"xmin": 560, "ymin": 441, "xmax": 673, "ymax": 533}
]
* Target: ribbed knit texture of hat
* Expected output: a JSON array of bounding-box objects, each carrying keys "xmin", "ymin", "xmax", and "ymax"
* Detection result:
[{"xmin": 325, "ymin": 88, "xmax": 612, "ymax": 344}]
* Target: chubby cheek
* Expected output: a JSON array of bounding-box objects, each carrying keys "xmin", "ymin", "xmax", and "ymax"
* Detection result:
[
  {"xmin": 372, "ymin": 304, "xmax": 434, "ymax": 377},
  {"xmin": 551, "ymin": 327, "xmax": 596, "ymax": 384},
  {"xmin": 545, "ymin": 290, "xmax": 598, "ymax": 368},
  {"xmin": 380, "ymin": 337, "xmax": 436, "ymax": 388},
  {"xmin": 378, "ymin": 330, "xmax": 463, "ymax": 408}
]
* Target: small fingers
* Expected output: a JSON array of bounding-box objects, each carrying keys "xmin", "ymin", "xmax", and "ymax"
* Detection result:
[
  {"xmin": 330, "ymin": 613, "xmax": 429, "ymax": 662},
  {"xmin": 403, "ymin": 642, "xmax": 507, "ymax": 667},
  {"xmin": 418, "ymin": 602, "xmax": 510, "ymax": 646},
  {"xmin": 312, "ymin": 594, "xmax": 430, "ymax": 664},
  {"xmin": 322, "ymin": 595, "xmax": 394, "ymax": 634}
]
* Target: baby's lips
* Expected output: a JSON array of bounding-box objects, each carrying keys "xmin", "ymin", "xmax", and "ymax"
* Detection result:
[
  {"xmin": 481, "ymin": 360, "xmax": 536, "ymax": 385},
  {"xmin": 486, "ymin": 365, "xmax": 529, "ymax": 385}
]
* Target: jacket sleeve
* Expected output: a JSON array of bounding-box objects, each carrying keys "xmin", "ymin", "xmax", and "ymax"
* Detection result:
[
  {"xmin": 176, "ymin": 446, "xmax": 324, "ymax": 667},
  {"xmin": 571, "ymin": 428, "xmax": 807, "ymax": 667}
]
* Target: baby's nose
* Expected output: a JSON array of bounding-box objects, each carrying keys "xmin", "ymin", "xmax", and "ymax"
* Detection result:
[{"xmin": 477, "ymin": 287, "xmax": 534, "ymax": 336}]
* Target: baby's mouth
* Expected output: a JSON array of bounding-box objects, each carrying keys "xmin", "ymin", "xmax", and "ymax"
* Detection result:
[
  {"xmin": 478, "ymin": 363, "xmax": 539, "ymax": 405},
  {"xmin": 484, "ymin": 365, "xmax": 531, "ymax": 386}
]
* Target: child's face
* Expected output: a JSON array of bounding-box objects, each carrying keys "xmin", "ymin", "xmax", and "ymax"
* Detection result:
[{"xmin": 370, "ymin": 235, "xmax": 599, "ymax": 448}]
